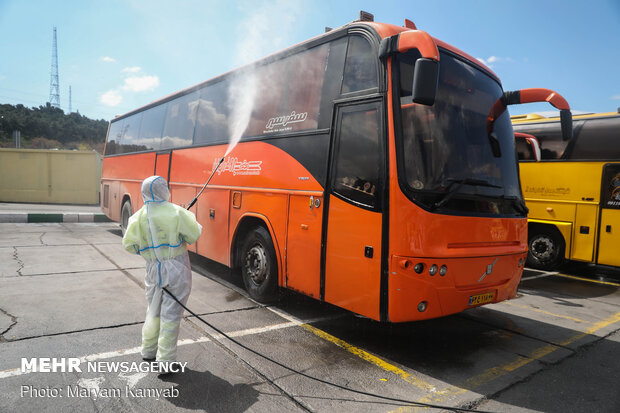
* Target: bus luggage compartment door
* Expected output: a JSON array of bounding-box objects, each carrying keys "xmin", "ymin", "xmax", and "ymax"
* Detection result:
[
  {"xmin": 597, "ymin": 163, "xmax": 620, "ymax": 266},
  {"xmin": 285, "ymin": 195, "xmax": 323, "ymax": 298}
]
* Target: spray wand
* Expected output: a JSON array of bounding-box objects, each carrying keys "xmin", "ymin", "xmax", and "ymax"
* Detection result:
[{"xmin": 186, "ymin": 157, "xmax": 225, "ymax": 210}]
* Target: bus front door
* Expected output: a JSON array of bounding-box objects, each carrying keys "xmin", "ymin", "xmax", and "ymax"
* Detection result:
[
  {"xmin": 323, "ymin": 102, "xmax": 384, "ymax": 320},
  {"xmin": 597, "ymin": 163, "xmax": 620, "ymax": 266}
]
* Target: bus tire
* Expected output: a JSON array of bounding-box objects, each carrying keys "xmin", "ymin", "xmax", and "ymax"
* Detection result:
[
  {"xmin": 120, "ymin": 200, "xmax": 132, "ymax": 236},
  {"xmin": 527, "ymin": 227, "xmax": 564, "ymax": 270},
  {"xmin": 240, "ymin": 226, "xmax": 279, "ymax": 303}
]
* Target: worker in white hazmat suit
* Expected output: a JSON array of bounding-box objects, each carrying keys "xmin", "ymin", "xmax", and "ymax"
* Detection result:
[{"xmin": 122, "ymin": 176, "xmax": 202, "ymax": 371}]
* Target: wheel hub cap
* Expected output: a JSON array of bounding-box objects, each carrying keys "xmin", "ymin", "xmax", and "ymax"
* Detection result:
[
  {"xmin": 245, "ymin": 245, "xmax": 267, "ymax": 285},
  {"xmin": 532, "ymin": 237, "xmax": 554, "ymax": 260}
]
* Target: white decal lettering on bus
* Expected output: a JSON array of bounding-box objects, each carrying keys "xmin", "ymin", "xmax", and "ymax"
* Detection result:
[
  {"xmin": 213, "ymin": 157, "xmax": 262, "ymax": 176},
  {"xmin": 265, "ymin": 111, "xmax": 308, "ymax": 131}
]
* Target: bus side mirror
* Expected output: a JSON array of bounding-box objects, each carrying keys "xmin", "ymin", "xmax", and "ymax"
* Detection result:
[
  {"xmin": 412, "ymin": 58, "xmax": 439, "ymax": 106},
  {"xmin": 506, "ymin": 88, "xmax": 573, "ymax": 141},
  {"xmin": 560, "ymin": 109, "xmax": 573, "ymax": 141}
]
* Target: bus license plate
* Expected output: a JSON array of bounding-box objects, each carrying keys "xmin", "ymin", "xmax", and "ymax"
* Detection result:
[{"xmin": 468, "ymin": 292, "xmax": 495, "ymax": 306}]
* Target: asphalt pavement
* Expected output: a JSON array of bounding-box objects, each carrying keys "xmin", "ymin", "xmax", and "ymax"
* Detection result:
[
  {"xmin": 0, "ymin": 220, "xmax": 307, "ymax": 412},
  {"xmin": 1, "ymin": 202, "xmax": 620, "ymax": 412}
]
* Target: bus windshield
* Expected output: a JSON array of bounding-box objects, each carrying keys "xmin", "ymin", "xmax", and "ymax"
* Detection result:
[{"xmin": 396, "ymin": 50, "xmax": 524, "ymax": 216}]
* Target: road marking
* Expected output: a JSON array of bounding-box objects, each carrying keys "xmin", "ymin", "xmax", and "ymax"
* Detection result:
[
  {"xmin": 501, "ymin": 301, "xmax": 587, "ymax": 323},
  {"xmin": 77, "ymin": 376, "xmax": 105, "ymax": 392},
  {"xmin": 412, "ymin": 309, "xmax": 620, "ymax": 409},
  {"xmin": 265, "ymin": 304, "xmax": 440, "ymax": 393},
  {"xmin": 119, "ymin": 371, "xmax": 148, "ymax": 389},
  {"xmin": 212, "ymin": 321, "xmax": 298, "ymax": 340},
  {"xmin": 579, "ymin": 310, "xmax": 620, "ymax": 337},
  {"xmin": 554, "ymin": 273, "xmax": 620, "ymax": 287},
  {"xmin": 523, "ymin": 268, "xmax": 552, "ymax": 274},
  {"xmin": 0, "ymin": 321, "xmax": 297, "ymax": 380},
  {"xmin": 263, "ymin": 305, "xmax": 305, "ymax": 325},
  {"xmin": 301, "ymin": 324, "xmax": 438, "ymax": 393},
  {"xmin": 520, "ymin": 272, "xmax": 557, "ymax": 281}
]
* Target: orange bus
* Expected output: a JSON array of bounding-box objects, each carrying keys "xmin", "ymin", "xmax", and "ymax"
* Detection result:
[{"xmin": 101, "ymin": 13, "xmax": 563, "ymax": 322}]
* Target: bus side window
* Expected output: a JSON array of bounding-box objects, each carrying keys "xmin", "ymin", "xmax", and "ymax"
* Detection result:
[
  {"xmin": 105, "ymin": 120, "xmax": 124, "ymax": 155},
  {"xmin": 342, "ymin": 36, "xmax": 378, "ymax": 94},
  {"xmin": 284, "ymin": 44, "xmax": 329, "ymax": 130},
  {"xmin": 514, "ymin": 123, "xmax": 567, "ymax": 160},
  {"xmin": 138, "ymin": 104, "xmax": 167, "ymax": 151},
  {"xmin": 516, "ymin": 137, "xmax": 534, "ymax": 160},
  {"xmin": 118, "ymin": 113, "xmax": 145, "ymax": 153},
  {"xmin": 333, "ymin": 106, "xmax": 382, "ymax": 208},
  {"xmin": 569, "ymin": 118, "xmax": 620, "ymax": 160},
  {"xmin": 194, "ymin": 80, "xmax": 229, "ymax": 145},
  {"xmin": 161, "ymin": 91, "xmax": 199, "ymax": 149}
]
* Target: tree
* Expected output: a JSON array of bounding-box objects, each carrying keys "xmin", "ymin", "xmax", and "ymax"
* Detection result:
[{"xmin": 0, "ymin": 103, "xmax": 108, "ymax": 152}]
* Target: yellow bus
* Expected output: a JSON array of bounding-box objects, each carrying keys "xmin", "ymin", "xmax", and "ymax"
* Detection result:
[{"xmin": 513, "ymin": 110, "xmax": 620, "ymax": 270}]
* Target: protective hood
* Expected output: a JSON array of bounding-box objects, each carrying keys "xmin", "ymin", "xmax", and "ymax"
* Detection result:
[{"xmin": 142, "ymin": 176, "xmax": 170, "ymax": 203}]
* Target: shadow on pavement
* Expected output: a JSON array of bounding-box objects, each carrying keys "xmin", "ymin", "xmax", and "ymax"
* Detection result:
[{"xmin": 160, "ymin": 368, "xmax": 259, "ymax": 412}]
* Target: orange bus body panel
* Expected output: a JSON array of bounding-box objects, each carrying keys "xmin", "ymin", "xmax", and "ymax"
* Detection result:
[
  {"xmin": 193, "ymin": 188, "xmax": 231, "ymax": 264},
  {"xmin": 170, "ymin": 142, "xmax": 323, "ymax": 192},
  {"xmin": 324, "ymin": 196, "xmax": 383, "ymax": 320},
  {"xmin": 155, "ymin": 153, "xmax": 170, "ymax": 179},
  {"xmin": 286, "ymin": 194, "xmax": 323, "ymax": 298},
  {"xmin": 169, "ymin": 184, "xmax": 199, "ymax": 253},
  {"xmin": 167, "ymin": 141, "xmax": 324, "ymax": 270},
  {"xmin": 101, "ymin": 152, "xmax": 155, "ymax": 220},
  {"xmin": 101, "ymin": 152, "xmax": 156, "ymax": 181}
]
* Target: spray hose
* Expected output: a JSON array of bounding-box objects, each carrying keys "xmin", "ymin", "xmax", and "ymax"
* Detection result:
[
  {"xmin": 186, "ymin": 157, "xmax": 225, "ymax": 210},
  {"xmin": 162, "ymin": 286, "xmax": 493, "ymax": 413}
]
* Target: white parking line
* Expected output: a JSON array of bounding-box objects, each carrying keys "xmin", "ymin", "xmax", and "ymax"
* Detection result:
[
  {"xmin": 0, "ymin": 321, "xmax": 297, "ymax": 380},
  {"xmin": 520, "ymin": 271, "xmax": 558, "ymax": 281}
]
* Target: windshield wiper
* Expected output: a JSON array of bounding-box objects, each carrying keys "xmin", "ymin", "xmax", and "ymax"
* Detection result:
[
  {"xmin": 431, "ymin": 178, "xmax": 502, "ymax": 211},
  {"xmin": 501, "ymin": 195, "xmax": 529, "ymax": 215},
  {"xmin": 488, "ymin": 132, "xmax": 502, "ymax": 158}
]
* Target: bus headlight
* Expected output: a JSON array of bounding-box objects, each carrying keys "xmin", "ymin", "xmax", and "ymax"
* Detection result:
[
  {"xmin": 417, "ymin": 301, "xmax": 427, "ymax": 312},
  {"xmin": 439, "ymin": 265, "xmax": 447, "ymax": 276}
]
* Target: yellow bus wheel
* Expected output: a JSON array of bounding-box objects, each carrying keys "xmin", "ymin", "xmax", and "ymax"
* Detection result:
[{"xmin": 527, "ymin": 227, "xmax": 564, "ymax": 270}]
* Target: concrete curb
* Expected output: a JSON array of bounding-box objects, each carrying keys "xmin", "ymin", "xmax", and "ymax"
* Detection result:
[{"xmin": 0, "ymin": 213, "xmax": 113, "ymax": 223}]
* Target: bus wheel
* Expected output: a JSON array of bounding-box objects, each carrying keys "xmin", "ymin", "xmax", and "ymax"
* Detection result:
[
  {"xmin": 120, "ymin": 200, "xmax": 132, "ymax": 236},
  {"xmin": 240, "ymin": 226, "xmax": 278, "ymax": 303},
  {"xmin": 527, "ymin": 227, "xmax": 564, "ymax": 270}
]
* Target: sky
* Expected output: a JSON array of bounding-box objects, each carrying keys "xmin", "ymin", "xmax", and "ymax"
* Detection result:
[{"xmin": 0, "ymin": 0, "xmax": 619, "ymax": 122}]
